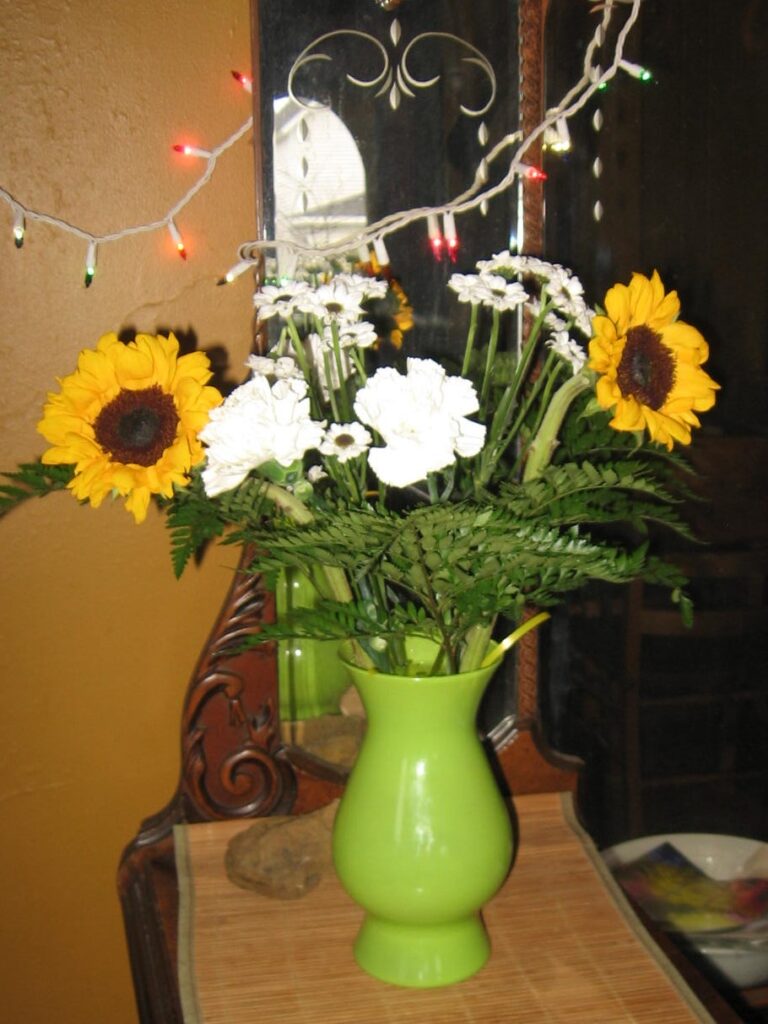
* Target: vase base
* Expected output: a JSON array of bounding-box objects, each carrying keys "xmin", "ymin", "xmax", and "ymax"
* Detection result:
[{"xmin": 353, "ymin": 913, "xmax": 490, "ymax": 988}]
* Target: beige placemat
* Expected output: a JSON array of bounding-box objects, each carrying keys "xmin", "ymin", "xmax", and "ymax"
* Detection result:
[{"xmin": 175, "ymin": 792, "xmax": 719, "ymax": 1024}]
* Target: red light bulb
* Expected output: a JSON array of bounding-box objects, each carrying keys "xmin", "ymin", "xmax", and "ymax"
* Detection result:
[
  {"xmin": 430, "ymin": 235, "xmax": 445, "ymax": 261},
  {"xmin": 231, "ymin": 70, "xmax": 253, "ymax": 93}
]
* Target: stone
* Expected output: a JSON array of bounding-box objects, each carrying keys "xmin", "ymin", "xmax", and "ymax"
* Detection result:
[
  {"xmin": 225, "ymin": 799, "xmax": 339, "ymax": 900},
  {"xmin": 280, "ymin": 710, "xmax": 365, "ymax": 770}
]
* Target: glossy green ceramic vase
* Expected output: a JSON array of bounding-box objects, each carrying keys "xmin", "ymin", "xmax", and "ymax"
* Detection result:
[
  {"xmin": 275, "ymin": 569, "xmax": 347, "ymax": 721},
  {"xmin": 332, "ymin": 637, "xmax": 514, "ymax": 988}
]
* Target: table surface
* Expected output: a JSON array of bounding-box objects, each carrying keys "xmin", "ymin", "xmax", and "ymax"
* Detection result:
[{"xmin": 174, "ymin": 791, "xmax": 735, "ymax": 1024}]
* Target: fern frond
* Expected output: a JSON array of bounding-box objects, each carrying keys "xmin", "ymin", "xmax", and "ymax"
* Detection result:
[
  {"xmin": 0, "ymin": 461, "xmax": 74, "ymax": 517},
  {"xmin": 496, "ymin": 460, "xmax": 693, "ymax": 537}
]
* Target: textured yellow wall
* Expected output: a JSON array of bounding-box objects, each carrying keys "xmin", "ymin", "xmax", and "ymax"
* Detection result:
[{"xmin": 0, "ymin": 2, "xmax": 256, "ymax": 1021}]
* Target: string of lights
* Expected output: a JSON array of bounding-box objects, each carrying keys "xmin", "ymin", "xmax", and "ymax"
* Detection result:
[
  {"xmin": 232, "ymin": 0, "xmax": 647, "ymax": 278},
  {"xmin": 0, "ymin": 73, "xmax": 254, "ymax": 288},
  {"xmin": 0, "ymin": 0, "xmax": 648, "ymax": 289}
]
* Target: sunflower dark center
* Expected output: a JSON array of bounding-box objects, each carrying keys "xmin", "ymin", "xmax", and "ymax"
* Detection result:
[
  {"xmin": 334, "ymin": 432, "xmax": 356, "ymax": 449},
  {"xmin": 94, "ymin": 385, "xmax": 179, "ymax": 466},
  {"xmin": 324, "ymin": 301, "xmax": 344, "ymax": 314},
  {"xmin": 617, "ymin": 325, "xmax": 675, "ymax": 409}
]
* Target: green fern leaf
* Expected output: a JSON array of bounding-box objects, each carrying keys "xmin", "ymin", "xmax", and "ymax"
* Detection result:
[{"xmin": 0, "ymin": 461, "xmax": 74, "ymax": 517}]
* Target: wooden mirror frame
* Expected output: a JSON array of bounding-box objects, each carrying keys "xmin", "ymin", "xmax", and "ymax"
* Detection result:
[{"xmin": 117, "ymin": 5, "xmax": 579, "ymax": 1022}]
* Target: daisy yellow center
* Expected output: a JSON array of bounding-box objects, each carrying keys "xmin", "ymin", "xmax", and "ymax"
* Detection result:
[
  {"xmin": 94, "ymin": 385, "xmax": 179, "ymax": 466},
  {"xmin": 334, "ymin": 432, "xmax": 356, "ymax": 449},
  {"xmin": 617, "ymin": 325, "xmax": 675, "ymax": 410}
]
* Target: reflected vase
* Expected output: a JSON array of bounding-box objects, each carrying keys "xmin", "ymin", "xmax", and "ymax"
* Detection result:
[
  {"xmin": 332, "ymin": 636, "xmax": 515, "ymax": 988},
  {"xmin": 275, "ymin": 568, "xmax": 348, "ymax": 721}
]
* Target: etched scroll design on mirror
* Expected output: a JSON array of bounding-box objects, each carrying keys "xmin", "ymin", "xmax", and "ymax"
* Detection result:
[{"xmin": 288, "ymin": 19, "xmax": 497, "ymax": 119}]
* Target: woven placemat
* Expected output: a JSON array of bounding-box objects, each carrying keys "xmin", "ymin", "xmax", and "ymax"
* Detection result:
[{"xmin": 175, "ymin": 792, "xmax": 717, "ymax": 1024}]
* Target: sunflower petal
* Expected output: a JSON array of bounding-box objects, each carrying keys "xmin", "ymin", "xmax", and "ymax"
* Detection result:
[{"xmin": 36, "ymin": 332, "xmax": 222, "ymax": 521}]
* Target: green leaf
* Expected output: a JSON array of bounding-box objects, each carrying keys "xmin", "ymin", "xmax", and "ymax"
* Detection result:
[{"xmin": 0, "ymin": 461, "xmax": 74, "ymax": 516}]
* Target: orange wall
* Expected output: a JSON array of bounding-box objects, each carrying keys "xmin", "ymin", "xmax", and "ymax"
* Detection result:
[{"xmin": 0, "ymin": 3, "xmax": 256, "ymax": 1021}]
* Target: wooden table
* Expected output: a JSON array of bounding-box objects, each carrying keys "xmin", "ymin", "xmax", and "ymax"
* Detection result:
[{"xmin": 173, "ymin": 792, "xmax": 742, "ymax": 1023}]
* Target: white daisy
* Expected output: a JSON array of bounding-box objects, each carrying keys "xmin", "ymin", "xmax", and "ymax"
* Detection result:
[
  {"xmin": 320, "ymin": 422, "xmax": 372, "ymax": 463},
  {"xmin": 246, "ymin": 354, "xmax": 303, "ymax": 380},
  {"xmin": 253, "ymin": 281, "xmax": 311, "ymax": 321},
  {"xmin": 546, "ymin": 331, "xmax": 587, "ymax": 374},
  {"xmin": 478, "ymin": 274, "xmax": 528, "ymax": 311},
  {"xmin": 476, "ymin": 253, "xmax": 551, "ymax": 278},
  {"xmin": 334, "ymin": 273, "xmax": 389, "ymax": 302},
  {"xmin": 448, "ymin": 273, "xmax": 486, "ymax": 304},
  {"xmin": 338, "ymin": 320, "xmax": 379, "ymax": 349},
  {"xmin": 295, "ymin": 279, "xmax": 366, "ymax": 324}
]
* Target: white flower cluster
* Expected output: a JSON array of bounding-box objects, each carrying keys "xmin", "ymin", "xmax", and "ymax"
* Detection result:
[
  {"xmin": 450, "ymin": 252, "xmax": 594, "ymax": 369},
  {"xmin": 199, "ymin": 257, "xmax": 591, "ymax": 501},
  {"xmin": 448, "ymin": 272, "xmax": 527, "ymax": 312},
  {"xmin": 474, "ymin": 251, "xmax": 595, "ymax": 337},
  {"xmin": 199, "ymin": 353, "xmax": 485, "ymax": 496},
  {"xmin": 354, "ymin": 359, "xmax": 486, "ymax": 488},
  {"xmin": 199, "ymin": 371, "xmax": 323, "ymax": 497},
  {"xmin": 253, "ymin": 274, "xmax": 387, "ymax": 326}
]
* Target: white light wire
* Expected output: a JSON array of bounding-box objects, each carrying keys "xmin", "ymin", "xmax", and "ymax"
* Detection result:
[
  {"xmin": 0, "ymin": 0, "xmax": 642, "ymax": 281},
  {"xmin": 0, "ymin": 116, "xmax": 252, "ymax": 250},
  {"xmin": 237, "ymin": 0, "xmax": 643, "ymax": 266}
]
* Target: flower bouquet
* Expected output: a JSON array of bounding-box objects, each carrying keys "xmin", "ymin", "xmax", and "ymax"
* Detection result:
[
  {"xmin": 2, "ymin": 254, "xmax": 718, "ymax": 676},
  {"xmin": 2, "ymin": 252, "xmax": 720, "ymax": 987}
]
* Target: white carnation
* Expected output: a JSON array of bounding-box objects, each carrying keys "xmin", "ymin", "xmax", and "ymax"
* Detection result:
[
  {"xmin": 199, "ymin": 376, "xmax": 324, "ymax": 496},
  {"xmin": 353, "ymin": 358, "xmax": 486, "ymax": 488}
]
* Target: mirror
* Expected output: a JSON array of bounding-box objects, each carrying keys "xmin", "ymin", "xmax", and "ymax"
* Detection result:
[
  {"xmin": 250, "ymin": 0, "xmax": 547, "ymax": 752},
  {"xmin": 253, "ymin": 0, "xmax": 525, "ymax": 362}
]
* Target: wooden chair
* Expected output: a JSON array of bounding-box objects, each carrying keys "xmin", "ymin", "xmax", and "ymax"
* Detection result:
[
  {"xmin": 568, "ymin": 436, "xmax": 768, "ymax": 843},
  {"xmin": 622, "ymin": 546, "xmax": 768, "ymax": 838}
]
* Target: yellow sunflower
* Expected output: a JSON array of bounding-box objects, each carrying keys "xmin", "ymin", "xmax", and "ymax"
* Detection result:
[
  {"xmin": 38, "ymin": 332, "xmax": 222, "ymax": 523},
  {"xmin": 588, "ymin": 271, "xmax": 719, "ymax": 449}
]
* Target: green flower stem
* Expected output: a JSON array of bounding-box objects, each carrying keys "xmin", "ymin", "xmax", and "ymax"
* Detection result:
[
  {"xmin": 349, "ymin": 346, "xmax": 367, "ymax": 384},
  {"xmin": 261, "ymin": 483, "xmax": 353, "ymax": 605},
  {"xmin": 330, "ymin": 328, "xmax": 352, "ymax": 421},
  {"xmin": 284, "ymin": 318, "xmax": 322, "ymax": 418},
  {"xmin": 284, "ymin": 319, "xmax": 312, "ymax": 381},
  {"xmin": 459, "ymin": 620, "xmax": 496, "ymax": 673},
  {"xmin": 479, "ymin": 308, "xmax": 501, "ymax": 411},
  {"xmin": 523, "ymin": 370, "xmax": 593, "ymax": 482},
  {"xmin": 509, "ymin": 303, "xmax": 548, "ymax": 398},
  {"xmin": 322, "ymin": 350, "xmax": 341, "ymax": 422},
  {"xmin": 341, "ymin": 460, "xmax": 362, "ymax": 503},
  {"xmin": 461, "ymin": 303, "xmax": 480, "ymax": 377},
  {"xmin": 475, "ymin": 304, "xmax": 549, "ymax": 488},
  {"xmin": 521, "ymin": 355, "xmax": 564, "ymax": 450},
  {"xmin": 495, "ymin": 353, "xmax": 561, "ymax": 479}
]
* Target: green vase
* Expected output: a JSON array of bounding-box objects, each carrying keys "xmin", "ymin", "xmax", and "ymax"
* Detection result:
[
  {"xmin": 332, "ymin": 636, "xmax": 514, "ymax": 988},
  {"xmin": 275, "ymin": 569, "xmax": 348, "ymax": 721}
]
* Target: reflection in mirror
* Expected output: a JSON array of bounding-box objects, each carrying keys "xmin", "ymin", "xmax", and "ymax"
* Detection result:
[
  {"xmin": 273, "ymin": 98, "xmax": 367, "ymax": 278},
  {"xmin": 251, "ymin": 0, "xmax": 546, "ymax": 758},
  {"xmin": 256, "ymin": 0, "xmax": 522, "ymax": 361}
]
